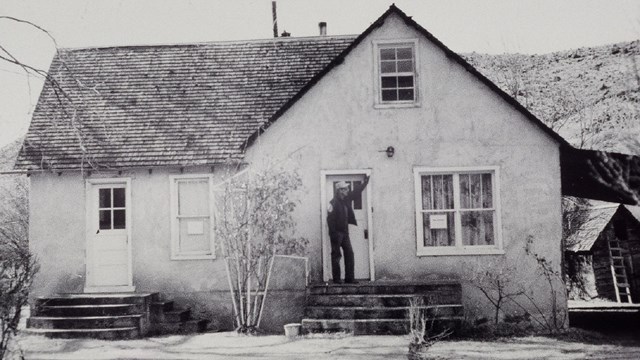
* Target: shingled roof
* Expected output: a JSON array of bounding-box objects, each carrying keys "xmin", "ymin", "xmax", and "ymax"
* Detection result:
[{"xmin": 14, "ymin": 35, "xmax": 356, "ymax": 170}]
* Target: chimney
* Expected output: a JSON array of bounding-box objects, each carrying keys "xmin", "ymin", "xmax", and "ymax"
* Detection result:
[
  {"xmin": 281, "ymin": 30, "xmax": 291, "ymax": 37},
  {"xmin": 318, "ymin": 22, "xmax": 327, "ymax": 36},
  {"xmin": 272, "ymin": 1, "xmax": 278, "ymax": 37}
]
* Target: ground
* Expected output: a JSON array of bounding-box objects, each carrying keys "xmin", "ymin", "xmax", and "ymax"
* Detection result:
[{"xmin": 12, "ymin": 331, "xmax": 640, "ymax": 360}]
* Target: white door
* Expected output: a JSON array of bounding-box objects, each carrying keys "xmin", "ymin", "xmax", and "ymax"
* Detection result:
[
  {"xmin": 86, "ymin": 180, "xmax": 133, "ymax": 292},
  {"xmin": 323, "ymin": 173, "xmax": 372, "ymax": 281}
]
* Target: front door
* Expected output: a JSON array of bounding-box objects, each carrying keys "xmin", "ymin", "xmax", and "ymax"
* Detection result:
[
  {"xmin": 322, "ymin": 172, "xmax": 373, "ymax": 281},
  {"xmin": 85, "ymin": 179, "xmax": 134, "ymax": 292}
]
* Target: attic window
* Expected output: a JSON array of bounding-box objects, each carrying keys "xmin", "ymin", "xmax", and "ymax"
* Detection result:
[{"xmin": 375, "ymin": 40, "xmax": 418, "ymax": 106}]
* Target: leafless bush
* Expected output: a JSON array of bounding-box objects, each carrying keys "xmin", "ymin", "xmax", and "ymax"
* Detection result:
[
  {"xmin": 407, "ymin": 297, "xmax": 452, "ymax": 360},
  {"xmin": 214, "ymin": 167, "xmax": 307, "ymax": 334}
]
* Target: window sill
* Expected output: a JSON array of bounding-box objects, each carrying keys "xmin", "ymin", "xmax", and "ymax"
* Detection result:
[
  {"xmin": 417, "ymin": 247, "xmax": 505, "ymax": 257},
  {"xmin": 374, "ymin": 102, "xmax": 420, "ymax": 109},
  {"xmin": 171, "ymin": 253, "xmax": 216, "ymax": 261}
]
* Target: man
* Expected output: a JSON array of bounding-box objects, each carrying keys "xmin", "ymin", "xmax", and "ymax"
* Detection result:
[{"xmin": 327, "ymin": 175, "xmax": 369, "ymax": 284}]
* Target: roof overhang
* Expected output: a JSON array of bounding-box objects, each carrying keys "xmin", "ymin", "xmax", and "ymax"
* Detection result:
[{"xmin": 561, "ymin": 147, "xmax": 640, "ymax": 205}]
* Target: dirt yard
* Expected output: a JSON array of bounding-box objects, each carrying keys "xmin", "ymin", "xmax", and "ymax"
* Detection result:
[{"xmin": 13, "ymin": 330, "xmax": 640, "ymax": 360}]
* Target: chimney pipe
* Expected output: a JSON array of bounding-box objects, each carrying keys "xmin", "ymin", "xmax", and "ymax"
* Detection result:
[
  {"xmin": 319, "ymin": 22, "xmax": 327, "ymax": 36},
  {"xmin": 272, "ymin": 1, "xmax": 278, "ymax": 38}
]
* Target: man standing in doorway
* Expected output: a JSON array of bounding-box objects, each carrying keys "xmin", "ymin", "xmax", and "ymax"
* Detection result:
[{"xmin": 327, "ymin": 175, "xmax": 369, "ymax": 284}]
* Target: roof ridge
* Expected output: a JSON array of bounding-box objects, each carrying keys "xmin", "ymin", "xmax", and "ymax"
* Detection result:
[{"xmin": 58, "ymin": 34, "xmax": 359, "ymax": 52}]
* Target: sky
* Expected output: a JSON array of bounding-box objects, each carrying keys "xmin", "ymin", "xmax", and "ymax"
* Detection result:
[{"xmin": 1, "ymin": 0, "xmax": 639, "ymax": 147}]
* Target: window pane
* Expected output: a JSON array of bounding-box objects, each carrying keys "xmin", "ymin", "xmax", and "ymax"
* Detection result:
[
  {"xmin": 396, "ymin": 47, "xmax": 412, "ymax": 59},
  {"xmin": 470, "ymin": 174, "xmax": 482, "ymax": 209},
  {"xmin": 397, "ymin": 59, "xmax": 413, "ymax": 72},
  {"xmin": 382, "ymin": 89, "xmax": 397, "ymax": 101},
  {"xmin": 397, "ymin": 76, "xmax": 413, "ymax": 87},
  {"xmin": 178, "ymin": 179, "xmax": 209, "ymax": 216},
  {"xmin": 421, "ymin": 176, "xmax": 432, "ymax": 210},
  {"xmin": 113, "ymin": 188, "xmax": 125, "ymax": 208},
  {"xmin": 113, "ymin": 210, "xmax": 126, "ymax": 229},
  {"xmin": 352, "ymin": 181, "xmax": 362, "ymax": 210},
  {"xmin": 423, "ymin": 212, "xmax": 455, "ymax": 247},
  {"xmin": 179, "ymin": 218, "xmax": 211, "ymax": 253},
  {"xmin": 381, "ymin": 61, "xmax": 396, "ymax": 73},
  {"xmin": 398, "ymin": 88, "xmax": 414, "ymax": 101},
  {"xmin": 99, "ymin": 189, "xmax": 111, "ymax": 208},
  {"xmin": 380, "ymin": 48, "xmax": 396, "ymax": 60},
  {"xmin": 481, "ymin": 173, "xmax": 493, "ymax": 208},
  {"xmin": 433, "ymin": 175, "xmax": 454, "ymax": 210},
  {"xmin": 381, "ymin": 76, "xmax": 397, "ymax": 88},
  {"xmin": 99, "ymin": 210, "xmax": 111, "ymax": 230},
  {"xmin": 461, "ymin": 211, "xmax": 495, "ymax": 245},
  {"xmin": 460, "ymin": 174, "xmax": 470, "ymax": 209}
]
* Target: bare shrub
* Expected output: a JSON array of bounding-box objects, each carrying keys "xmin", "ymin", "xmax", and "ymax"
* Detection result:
[
  {"xmin": 214, "ymin": 167, "xmax": 308, "ymax": 334},
  {"xmin": 407, "ymin": 297, "xmax": 452, "ymax": 360}
]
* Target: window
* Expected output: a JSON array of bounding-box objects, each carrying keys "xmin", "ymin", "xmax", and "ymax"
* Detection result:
[
  {"xmin": 170, "ymin": 175, "xmax": 215, "ymax": 260},
  {"xmin": 375, "ymin": 40, "xmax": 418, "ymax": 106},
  {"xmin": 98, "ymin": 187, "xmax": 126, "ymax": 230},
  {"xmin": 414, "ymin": 167, "xmax": 503, "ymax": 256}
]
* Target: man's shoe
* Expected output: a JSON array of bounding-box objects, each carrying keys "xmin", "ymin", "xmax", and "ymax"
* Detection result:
[{"xmin": 345, "ymin": 279, "xmax": 359, "ymax": 284}]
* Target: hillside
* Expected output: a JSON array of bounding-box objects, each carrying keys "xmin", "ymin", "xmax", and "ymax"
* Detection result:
[{"xmin": 464, "ymin": 40, "xmax": 640, "ymax": 154}]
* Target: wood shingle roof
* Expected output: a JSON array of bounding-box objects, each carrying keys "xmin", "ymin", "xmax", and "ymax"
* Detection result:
[{"xmin": 14, "ymin": 35, "xmax": 356, "ymax": 170}]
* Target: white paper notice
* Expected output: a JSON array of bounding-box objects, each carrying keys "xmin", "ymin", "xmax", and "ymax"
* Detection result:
[
  {"xmin": 429, "ymin": 214, "xmax": 448, "ymax": 229},
  {"xmin": 187, "ymin": 220, "xmax": 204, "ymax": 235}
]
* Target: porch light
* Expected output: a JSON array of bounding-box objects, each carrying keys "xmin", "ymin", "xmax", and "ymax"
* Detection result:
[{"xmin": 380, "ymin": 146, "xmax": 395, "ymax": 158}]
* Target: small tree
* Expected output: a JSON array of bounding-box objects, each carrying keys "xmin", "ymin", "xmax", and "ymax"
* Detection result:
[
  {"xmin": 0, "ymin": 180, "xmax": 38, "ymax": 360},
  {"xmin": 464, "ymin": 263, "xmax": 525, "ymax": 325},
  {"xmin": 214, "ymin": 167, "xmax": 307, "ymax": 334}
]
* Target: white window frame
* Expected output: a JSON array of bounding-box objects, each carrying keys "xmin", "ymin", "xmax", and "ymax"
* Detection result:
[
  {"xmin": 413, "ymin": 166, "xmax": 504, "ymax": 256},
  {"xmin": 373, "ymin": 39, "xmax": 420, "ymax": 108},
  {"xmin": 169, "ymin": 174, "xmax": 216, "ymax": 260}
]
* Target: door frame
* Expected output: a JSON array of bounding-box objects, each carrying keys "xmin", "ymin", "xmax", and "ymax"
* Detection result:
[
  {"xmin": 320, "ymin": 169, "xmax": 375, "ymax": 282},
  {"xmin": 84, "ymin": 177, "xmax": 135, "ymax": 293}
]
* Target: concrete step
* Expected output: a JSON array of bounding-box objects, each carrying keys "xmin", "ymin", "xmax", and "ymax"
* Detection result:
[
  {"xmin": 149, "ymin": 319, "xmax": 209, "ymax": 336},
  {"xmin": 151, "ymin": 308, "xmax": 191, "ymax": 323},
  {"xmin": 307, "ymin": 282, "xmax": 461, "ymax": 298},
  {"xmin": 34, "ymin": 303, "xmax": 143, "ymax": 317},
  {"xmin": 307, "ymin": 294, "xmax": 457, "ymax": 307},
  {"xmin": 305, "ymin": 304, "xmax": 463, "ymax": 320},
  {"xmin": 35, "ymin": 293, "xmax": 158, "ymax": 307},
  {"xmin": 301, "ymin": 318, "xmax": 462, "ymax": 335},
  {"xmin": 151, "ymin": 300, "xmax": 174, "ymax": 313},
  {"xmin": 27, "ymin": 315, "xmax": 142, "ymax": 330},
  {"xmin": 25, "ymin": 327, "xmax": 140, "ymax": 340}
]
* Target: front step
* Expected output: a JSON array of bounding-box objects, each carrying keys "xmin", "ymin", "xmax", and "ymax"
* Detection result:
[
  {"xmin": 25, "ymin": 327, "xmax": 139, "ymax": 340},
  {"xmin": 27, "ymin": 314, "xmax": 143, "ymax": 330},
  {"xmin": 301, "ymin": 318, "xmax": 461, "ymax": 335},
  {"xmin": 305, "ymin": 304, "xmax": 463, "ymax": 319},
  {"xmin": 28, "ymin": 292, "xmax": 210, "ymax": 339},
  {"xmin": 302, "ymin": 281, "xmax": 463, "ymax": 335}
]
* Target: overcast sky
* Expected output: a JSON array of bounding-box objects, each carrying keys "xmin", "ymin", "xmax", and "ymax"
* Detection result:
[{"xmin": 1, "ymin": 0, "xmax": 639, "ymax": 147}]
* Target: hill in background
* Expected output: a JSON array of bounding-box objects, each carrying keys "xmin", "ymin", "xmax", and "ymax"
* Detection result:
[{"xmin": 464, "ymin": 40, "xmax": 640, "ymax": 154}]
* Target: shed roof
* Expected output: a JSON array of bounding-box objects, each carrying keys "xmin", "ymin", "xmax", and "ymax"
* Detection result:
[
  {"xmin": 566, "ymin": 204, "xmax": 619, "ymax": 252},
  {"xmin": 14, "ymin": 36, "xmax": 356, "ymax": 170},
  {"xmin": 566, "ymin": 202, "xmax": 640, "ymax": 252}
]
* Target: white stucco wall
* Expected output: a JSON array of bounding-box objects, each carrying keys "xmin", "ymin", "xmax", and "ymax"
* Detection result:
[
  {"xmin": 29, "ymin": 166, "xmax": 307, "ymax": 331},
  {"xmin": 243, "ymin": 14, "xmax": 564, "ymax": 322}
]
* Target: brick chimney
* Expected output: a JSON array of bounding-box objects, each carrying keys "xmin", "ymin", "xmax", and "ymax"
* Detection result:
[{"xmin": 319, "ymin": 22, "xmax": 327, "ymax": 36}]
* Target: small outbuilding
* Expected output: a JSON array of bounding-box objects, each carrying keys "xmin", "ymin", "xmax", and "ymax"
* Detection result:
[{"xmin": 566, "ymin": 202, "xmax": 640, "ymax": 303}]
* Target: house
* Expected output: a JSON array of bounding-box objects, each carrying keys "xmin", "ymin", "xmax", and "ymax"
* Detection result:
[
  {"xmin": 15, "ymin": 5, "xmax": 633, "ymax": 335},
  {"xmin": 566, "ymin": 202, "xmax": 640, "ymax": 303}
]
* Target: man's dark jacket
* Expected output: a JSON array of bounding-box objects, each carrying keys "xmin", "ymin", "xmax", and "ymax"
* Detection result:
[{"xmin": 327, "ymin": 182, "xmax": 367, "ymax": 234}]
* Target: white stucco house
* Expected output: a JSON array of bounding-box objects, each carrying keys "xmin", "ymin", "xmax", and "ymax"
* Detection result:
[{"xmin": 16, "ymin": 5, "xmax": 621, "ymax": 334}]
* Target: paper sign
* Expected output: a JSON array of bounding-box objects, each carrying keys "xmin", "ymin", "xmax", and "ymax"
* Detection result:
[
  {"xmin": 187, "ymin": 220, "xmax": 204, "ymax": 235},
  {"xmin": 429, "ymin": 214, "xmax": 448, "ymax": 229}
]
